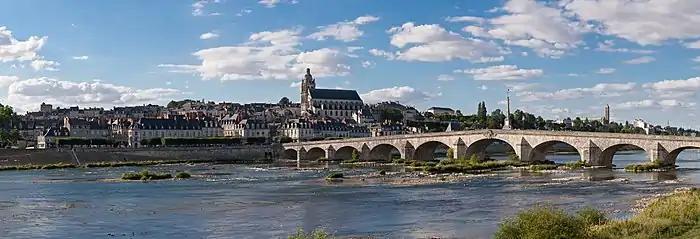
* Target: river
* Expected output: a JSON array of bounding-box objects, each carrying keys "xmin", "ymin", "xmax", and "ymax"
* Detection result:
[{"xmin": 1, "ymin": 151, "xmax": 699, "ymax": 239}]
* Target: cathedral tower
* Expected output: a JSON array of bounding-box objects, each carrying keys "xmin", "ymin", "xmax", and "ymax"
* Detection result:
[{"xmin": 300, "ymin": 68, "xmax": 315, "ymax": 116}]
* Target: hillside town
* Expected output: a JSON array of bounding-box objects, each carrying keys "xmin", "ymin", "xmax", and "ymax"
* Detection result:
[{"xmin": 1, "ymin": 68, "xmax": 686, "ymax": 149}]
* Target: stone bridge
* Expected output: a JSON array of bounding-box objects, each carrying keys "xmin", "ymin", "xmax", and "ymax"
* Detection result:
[{"xmin": 281, "ymin": 129, "xmax": 700, "ymax": 167}]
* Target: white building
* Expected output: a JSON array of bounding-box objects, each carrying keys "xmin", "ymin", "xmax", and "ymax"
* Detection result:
[
  {"xmin": 633, "ymin": 118, "xmax": 655, "ymax": 134},
  {"xmin": 36, "ymin": 127, "xmax": 70, "ymax": 149},
  {"xmin": 127, "ymin": 116, "xmax": 223, "ymax": 147},
  {"xmin": 221, "ymin": 119, "xmax": 270, "ymax": 138},
  {"xmin": 426, "ymin": 107, "xmax": 456, "ymax": 116},
  {"xmin": 299, "ymin": 68, "xmax": 364, "ymax": 120}
]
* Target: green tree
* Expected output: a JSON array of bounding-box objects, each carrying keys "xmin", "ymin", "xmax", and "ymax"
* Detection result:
[
  {"xmin": 446, "ymin": 148, "xmax": 454, "ymax": 159},
  {"xmin": 351, "ymin": 149, "xmax": 360, "ymax": 161},
  {"xmin": 381, "ymin": 108, "xmax": 404, "ymax": 123}
]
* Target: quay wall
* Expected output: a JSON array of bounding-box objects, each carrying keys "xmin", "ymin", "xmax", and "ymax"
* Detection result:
[{"xmin": 0, "ymin": 145, "xmax": 283, "ymax": 166}]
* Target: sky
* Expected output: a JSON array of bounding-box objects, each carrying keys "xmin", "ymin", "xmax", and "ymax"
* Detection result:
[{"xmin": 1, "ymin": 0, "xmax": 700, "ymax": 128}]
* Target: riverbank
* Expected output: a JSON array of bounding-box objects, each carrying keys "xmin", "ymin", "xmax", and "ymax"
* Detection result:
[{"xmin": 289, "ymin": 186, "xmax": 700, "ymax": 239}]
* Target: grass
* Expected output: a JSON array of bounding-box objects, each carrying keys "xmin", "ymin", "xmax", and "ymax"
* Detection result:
[
  {"xmin": 288, "ymin": 228, "xmax": 334, "ymax": 239},
  {"xmin": 0, "ymin": 159, "xmax": 211, "ymax": 172},
  {"xmin": 624, "ymin": 159, "xmax": 674, "ymax": 172},
  {"xmin": 397, "ymin": 155, "xmax": 551, "ymax": 174},
  {"xmin": 565, "ymin": 161, "xmax": 587, "ymax": 169},
  {"xmin": 326, "ymin": 172, "xmax": 344, "ymax": 179},
  {"xmin": 120, "ymin": 169, "xmax": 173, "ymax": 181},
  {"xmin": 494, "ymin": 188, "xmax": 700, "ymax": 239},
  {"xmin": 530, "ymin": 164, "xmax": 559, "ymax": 171}
]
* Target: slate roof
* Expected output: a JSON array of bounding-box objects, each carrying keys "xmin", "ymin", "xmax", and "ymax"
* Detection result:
[
  {"xmin": 134, "ymin": 118, "xmax": 202, "ymax": 130},
  {"xmin": 428, "ymin": 107, "xmax": 454, "ymax": 111},
  {"xmin": 310, "ymin": 89, "xmax": 362, "ymax": 101}
]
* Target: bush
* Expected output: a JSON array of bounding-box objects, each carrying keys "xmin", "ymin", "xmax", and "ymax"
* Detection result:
[
  {"xmin": 565, "ymin": 161, "xmax": 586, "ymax": 169},
  {"xmin": 288, "ymin": 228, "xmax": 333, "ymax": 239},
  {"xmin": 326, "ymin": 172, "xmax": 343, "ymax": 179},
  {"xmin": 578, "ymin": 206, "xmax": 607, "ymax": 226},
  {"xmin": 531, "ymin": 164, "xmax": 559, "ymax": 171},
  {"xmin": 378, "ymin": 170, "xmax": 387, "ymax": 176},
  {"xmin": 120, "ymin": 169, "xmax": 172, "ymax": 180},
  {"xmin": 175, "ymin": 172, "xmax": 191, "ymax": 179},
  {"xmin": 494, "ymin": 205, "xmax": 591, "ymax": 239}
]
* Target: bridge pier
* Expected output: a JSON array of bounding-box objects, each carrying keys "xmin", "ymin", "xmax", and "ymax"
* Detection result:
[
  {"xmin": 581, "ymin": 142, "xmax": 604, "ymax": 166},
  {"xmin": 296, "ymin": 148, "xmax": 307, "ymax": 165},
  {"xmin": 326, "ymin": 147, "xmax": 336, "ymax": 161},
  {"xmin": 453, "ymin": 140, "xmax": 467, "ymax": 159},
  {"xmin": 403, "ymin": 145, "xmax": 415, "ymax": 161},
  {"xmin": 649, "ymin": 143, "xmax": 670, "ymax": 164},
  {"xmin": 513, "ymin": 139, "xmax": 532, "ymax": 162}
]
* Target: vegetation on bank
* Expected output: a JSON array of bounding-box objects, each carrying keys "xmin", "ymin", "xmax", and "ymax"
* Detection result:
[
  {"xmin": 120, "ymin": 169, "xmax": 172, "ymax": 180},
  {"xmin": 495, "ymin": 188, "xmax": 700, "ymax": 239},
  {"xmin": 0, "ymin": 159, "xmax": 212, "ymax": 172},
  {"xmin": 391, "ymin": 152, "xmax": 565, "ymax": 174},
  {"xmin": 289, "ymin": 188, "xmax": 700, "ymax": 239},
  {"xmin": 624, "ymin": 159, "xmax": 675, "ymax": 172}
]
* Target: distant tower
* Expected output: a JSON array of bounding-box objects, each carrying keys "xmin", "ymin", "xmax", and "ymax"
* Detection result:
[
  {"xmin": 300, "ymin": 68, "xmax": 316, "ymax": 116},
  {"xmin": 502, "ymin": 89, "xmax": 512, "ymax": 130},
  {"xmin": 603, "ymin": 104, "xmax": 610, "ymax": 124}
]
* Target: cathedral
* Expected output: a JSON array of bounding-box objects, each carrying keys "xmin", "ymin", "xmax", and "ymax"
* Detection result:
[{"xmin": 299, "ymin": 68, "xmax": 364, "ymax": 119}]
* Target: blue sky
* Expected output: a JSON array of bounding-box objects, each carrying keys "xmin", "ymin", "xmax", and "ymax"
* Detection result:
[{"xmin": 2, "ymin": 0, "xmax": 700, "ymax": 128}]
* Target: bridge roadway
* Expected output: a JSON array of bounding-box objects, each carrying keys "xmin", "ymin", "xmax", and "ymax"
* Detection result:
[{"xmin": 281, "ymin": 129, "xmax": 700, "ymax": 167}]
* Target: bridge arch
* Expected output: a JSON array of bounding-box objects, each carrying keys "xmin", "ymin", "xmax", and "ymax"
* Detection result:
[
  {"xmin": 413, "ymin": 141, "xmax": 452, "ymax": 161},
  {"xmin": 664, "ymin": 146, "xmax": 700, "ymax": 166},
  {"xmin": 465, "ymin": 138, "xmax": 517, "ymax": 161},
  {"xmin": 369, "ymin": 144, "xmax": 401, "ymax": 162},
  {"xmin": 600, "ymin": 143, "xmax": 647, "ymax": 167},
  {"xmin": 530, "ymin": 140, "xmax": 582, "ymax": 163},
  {"xmin": 305, "ymin": 147, "xmax": 326, "ymax": 161},
  {"xmin": 284, "ymin": 148, "xmax": 298, "ymax": 160},
  {"xmin": 334, "ymin": 146, "xmax": 359, "ymax": 161}
]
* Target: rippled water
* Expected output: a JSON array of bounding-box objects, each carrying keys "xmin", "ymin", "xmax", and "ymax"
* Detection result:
[{"xmin": 1, "ymin": 151, "xmax": 700, "ymax": 239}]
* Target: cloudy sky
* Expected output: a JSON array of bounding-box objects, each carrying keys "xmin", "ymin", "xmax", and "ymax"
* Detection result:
[{"xmin": 1, "ymin": 0, "xmax": 700, "ymax": 128}]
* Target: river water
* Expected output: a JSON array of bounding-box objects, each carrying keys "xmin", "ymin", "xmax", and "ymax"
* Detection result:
[{"xmin": 1, "ymin": 151, "xmax": 699, "ymax": 239}]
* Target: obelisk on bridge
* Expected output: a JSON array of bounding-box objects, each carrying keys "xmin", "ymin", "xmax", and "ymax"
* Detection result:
[{"xmin": 502, "ymin": 89, "xmax": 512, "ymax": 130}]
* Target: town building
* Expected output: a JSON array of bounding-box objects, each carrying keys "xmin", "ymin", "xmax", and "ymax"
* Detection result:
[
  {"xmin": 426, "ymin": 107, "xmax": 456, "ymax": 116},
  {"xmin": 36, "ymin": 127, "xmax": 70, "ymax": 149},
  {"xmin": 126, "ymin": 116, "xmax": 222, "ymax": 147}
]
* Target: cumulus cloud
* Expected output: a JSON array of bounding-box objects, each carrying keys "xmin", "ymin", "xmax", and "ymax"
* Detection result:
[
  {"xmin": 614, "ymin": 99, "xmax": 696, "ymax": 110},
  {"xmin": 563, "ymin": 0, "xmax": 700, "ymax": 46},
  {"xmin": 641, "ymin": 77, "xmax": 700, "ymax": 99},
  {"xmin": 455, "ymin": 65, "xmax": 544, "ymax": 81},
  {"xmin": 159, "ymin": 28, "xmax": 351, "ymax": 81},
  {"xmin": 72, "ymin": 56, "xmax": 89, "ymax": 60},
  {"xmin": 200, "ymin": 31, "xmax": 219, "ymax": 40},
  {"xmin": 0, "ymin": 26, "xmax": 48, "ymax": 63},
  {"xmin": 507, "ymin": 83, "xmax": 539, "ymax": 91},
  {"xmin": 30, "ymin": 59, "xmax": 59, "ymax": 71},
  {"xmin": 460, "ymin": 0, "xmax": 592, "ymax": 58},
  {"xmin": 595, "ymin": 40, "xmax": 655, "ymax": 54},
  {"xmin": 308, "ymin": 15, "xmax": 379, "ymax": 42},
  {"xmin": 360, "ymin": 61, "xmax": 375, "ymax": 68},
  {"xmin": 444, "ymin": 16, "xmax": 486, "ymax": 24},
  {"xmin": 192, "ymin": 0, "xmax": 222, "ymax": 16},
  {"xmin": 360, "ymin": 86, "xmax": 437, "ymax": 103},
  {"xmin": 3, "ymin": 77, "xmax": 183, "ymax": 112},
  {"xmin": 380, "ymin": 22, "xmax": 507, "ymax": 62},
  {"xmin": 517, "ymin": 82, "xmax": 636, "ymax": 101}
]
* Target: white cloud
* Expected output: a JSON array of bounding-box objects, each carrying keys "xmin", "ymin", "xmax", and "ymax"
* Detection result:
[
  {"xmin": 566, "ymin": 73, "xmax": 581, "ymax": 77},
  {"xmin": 72, "ymin": 56, "xmax": 89, "ymax": 60},
  {"xmin": 455, "ymin": 65, "xmax": 544, "ymax": 81},
  {"xmin": 258, "ymin": 0, "xmax": 298, "ymax": 8},
  {"xmin": 0, "ymin": 76, "xmax": 18, "ymax": 89},
  {"xmin": 517, "ymin": 82, "xmax": 636, "ymax": 101},
  {"xmin": 361, "ymin": 86, "xmax": 437, "ymax": 103},
  {"xmin": 159, "ymin": 28, "xmax": 351, "ymax": 81},
  {"xmin": 200, "ymin": 31, "xmax": 219, "ymax": 40},
  {"xmin": 383, "ymin": 22, "xmax": 507, "ymax": 62},
  {"xmin": 595, "ymin": 68, "xmax": 616, "ymax": 74},
  {"xmin": 436, "ymin": 74, "xmax": 454, "ymax": 81},
  {"xmin": 623, "ymin": 56, "xmax": 655, "ymax": 64},
  {"xmin": 30, "ymin": 59, "xmax": 60, "ymax": 71},
  {"xmin": 507, "ymin": 83, "xmax": 539, "ymax": 91},
  {"xmin": 289, "ymin": 81, "xmax": 301, "ymax": 88},
  {"xmin": 474, "ymin": 56, "xmax": 505, "ymax": 63},
  {"xmin": 478, "ymin": 85, "xmax": 488, "ymax": 90},
  {"xmin": 595, "ymin": 40, "xmax": 654, "ymax": 54},
  {"xmin": 347, "ymin": 46, "xmax": 363, "ymax": 53},
  {"xmin": 361, "ymin": 61, "xmax": 375, "ymax": 68},
  {"xmin": 642, "ymin": 77, "xmax": 700, "ymax": 92},
  {"xmin": 467, "ymin": 0, "xmax": 591, "ymax": 58},
  {"xmin": 0, "ymin": 26, "xmax": 47, "ymax": 63},
  {"xmin": 5, "ymin": 77, "xmax": 183, "ymax": 112},
  {"xmin": 308, "ymin": 15, "xmax": 379, "ymax": 42},
  {"xmin": 563, "ymin": 0, "xmax": 700, "ymax": 45},
  {"xmin": 192, "ymin": 0, "xmax": 222, "ymax": 16},
  {"xmin": 444, "ymin": 16, "xmax": 486, "ymax": 24},
  {"xmin": 614, "ymin": 99, "xmax": 696, "ymax": 110}
]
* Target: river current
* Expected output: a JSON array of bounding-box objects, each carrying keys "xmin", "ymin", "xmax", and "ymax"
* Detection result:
[{"xmin": 1, "ymin": 151, "xmax": 700, "ymax": 239}]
